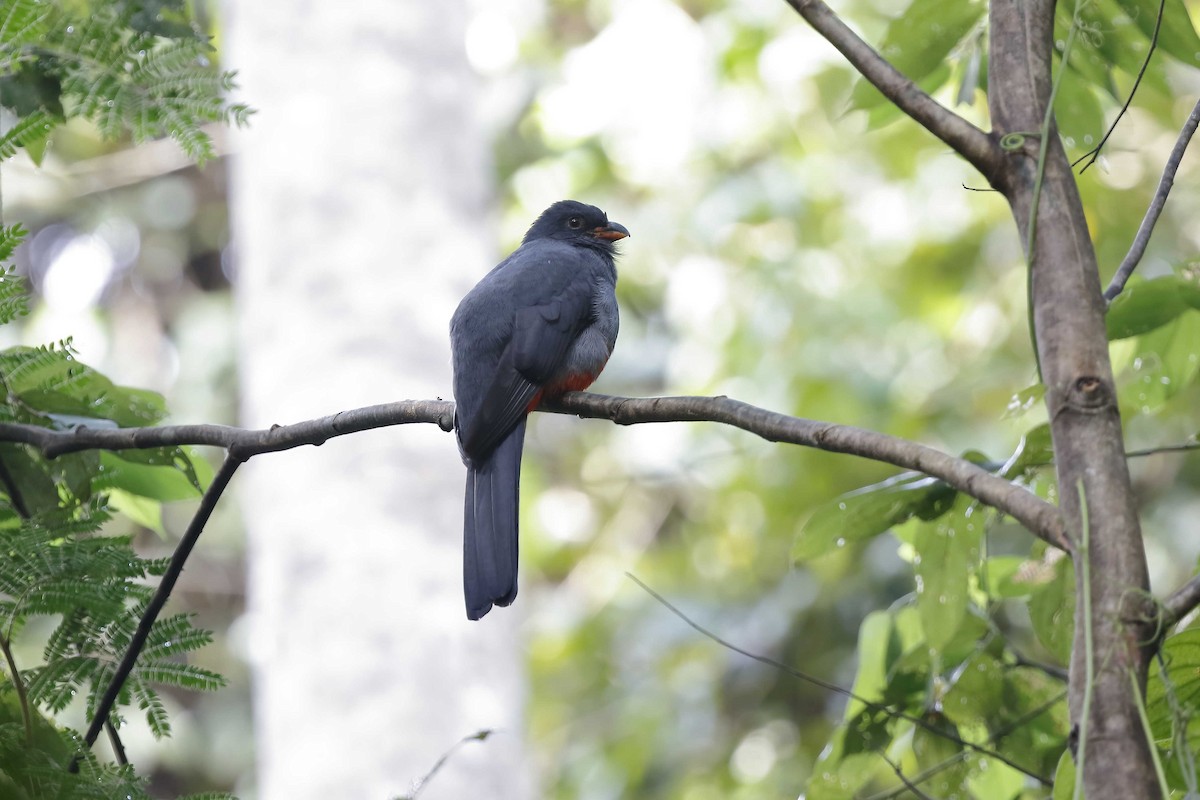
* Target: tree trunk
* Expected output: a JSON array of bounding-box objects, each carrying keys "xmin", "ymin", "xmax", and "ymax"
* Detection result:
[
  {"xmin": 987, "ymin": 2, "xmax": 1158, "ymax": 796},
  {"xmin": 224, "ymin": 2, "xmax": 528, "ymax": 798}
]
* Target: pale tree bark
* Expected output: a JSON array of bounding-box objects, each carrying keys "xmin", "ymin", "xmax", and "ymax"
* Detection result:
[
  {"xmin": 224, "ymin": 3, "xmax": 528, "ymax": 799},
  {"xmin": 784, "ymin": 0, "xmax": 1161, "ymax": 795},
  {"xmin": 987, "ymin": 4, "xmax": 1157, "ymax": 797}
]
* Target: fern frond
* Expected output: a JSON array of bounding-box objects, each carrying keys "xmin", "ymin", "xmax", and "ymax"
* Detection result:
[
  {"xmin": 129, "ymin": 675, "xmax": 170, "ymax": 738},
  {"xmin": 158, "ymin": 101, "xmax": 214, "ymax": 161},
  {"xmin": 0, "ymin": 342, "xmax": 171, "ymax": 427},
  {"xmin": 17, "ymin": 579, "xmax": 125, "ymax": 620},
  {"xmin": 42, "ymin": 607, "xmax": 90, "ymax": 662},
  {"xmin": 0, "ymin": 111, "xmax": 57, "ymax": 161},
  {"xmin": 0, "ymin": 245, "xmax": 30, "ymax": 324},
  {"xmin": 0, "ymin": 0, "xmax": 48, "ymax": 50},
  {"xmin": 0, "ymin": 224, "xmax": 25, "ymax": 261},
  {"xmin": 42, "ymin": 9, "xmax": 238, "ymax": 164},
  {"xmin": 141, "ymin": 618, "xmax": 213, "ymax": 661},
  {"xmin": 132, "ymin": 38, "xmax": 209, "ymax": 83},
  {"xmin": 136, "ymin": 662, "xmax": 225, "ymax": 693},
  {"xmin": 0, "ymin": 343, "xmax": 80, "ymax": 396},
  {"xmin": 26, "ymin": 655, "xmax": 99, "ymax": 712},
  {"xmin": 229, "ymin": 101, "xmax": 253, "ymax": 127}
]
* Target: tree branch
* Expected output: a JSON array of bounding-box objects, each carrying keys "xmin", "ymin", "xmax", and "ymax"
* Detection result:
[
  {"xmin": 0, "ymin": 393, "xmax": 1068, "ymax": 550},
  {"xmin": 1161, "ymin": 573, "xmax": 1200, "ymax": 632},
  {"xmin": 782, "ymin": 0, "xmax": 1001, "ymax": 180},
  {"xmin": 1103, "ymin": 96, "xmax": 1200, "ymax": 302},
  {"xmin": 0, "ymin": 400, "xmax": 456, "ymax": 460},
  {"xmin": 73, "ymin": 454, "xmax": 243, "ymax": 767},
  {"xmin": 545, "ymin": 392, "xmax": 1068, "ymax": 550}
]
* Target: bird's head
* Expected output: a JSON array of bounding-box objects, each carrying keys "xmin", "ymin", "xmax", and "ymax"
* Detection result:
[{"xmin": 523, "ymin": 200, "xmax": 630, "ymax": 251}]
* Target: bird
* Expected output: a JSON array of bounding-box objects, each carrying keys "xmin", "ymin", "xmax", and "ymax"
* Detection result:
[{"xmin": 450, "ymin": 200, "xmax": 628, "ymax": 620}]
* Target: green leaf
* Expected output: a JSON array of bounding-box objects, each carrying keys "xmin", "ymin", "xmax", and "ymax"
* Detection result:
[
  {"xmin": 1145, "ymin": 627, "xmax": 1200, "ymax": 742},
  {"xmin": 1004, "ymin": 382, "xmax": 1046, "ymax": 418},
  {"xmin": 1087, "ymin": 0, "xmax": 1174, "ymax": 83},
  {"xmin": 912, "ymin": 718, "xmax": 970, "ymax": 796},
  {"xmin": 913, "ymin": 496, "xmax": 979, "ymax": 652},
  {"xmin": 806, "ymin": 611, "xmax": 897, "ymax": 797},
  {"xmin": 944, "ymin": 653, "xmax": 1006, "ymax": 726},
  {"xmin": 805, "ymin": 750, "xmax": 878, "ymax": 800},
  {"xmin": 848, "ymin": 0, "xmax": 986, "ymax": 111},
  {"xmin": 1028, "ymin": 554, "xmax": 1075, "ymax": 665},
  {"xmin": 0, "ymin": 344, "xmax": 171, "ymax": 427},
  {"xmin": 1000, "ymin": 423, "xmax": 1054, "ymax": 478},
  {"xmin": 1112, "ymin": 0, "xmax": 1200, "ymax": 68},
  {"xmin": 794, "ymin": 472, "xmax": 956, "ymax": 562},
  {"xmin": 993, "ymin": 667, "xmax": 1070, "ymax": 776},
  {"xmin": 0, "ymin": 444, "xmax": 58, "ymax": 515},
  {"xmin": 98, "ymin": 447, "xmax": 209, "ymax": 502},
  {"xmin": 1053, "ymin": 78, "xmax": 1105, "ymax": 151},
  {"xmin": 1106, "ymin": 275, "xmax": 1200, "ymax": 340},
  {"xmin": 106, "ymin": 488, "xmax": 164, "ymax": 533},
  {"xmin": 967, "ymin": 754, "xmax": 1028, "ymax": 800},
  {"xmin": 1120, "ymin": 310, "xmax": 1200, "ymax": 415},
  {"xmin": 859, "ymin": 63, "xmax": 951, "ymax": 129},
  {"xmin": 1052, "ymin": 748, "xmax": 1076, "ymax": 800},
  {"xmin": 983, "ymin": 554, "xmax": 1057, "ymax": 599},
  {"xmin": 846, "ymin": 611, "xmax": 892, "ymax": 719}
]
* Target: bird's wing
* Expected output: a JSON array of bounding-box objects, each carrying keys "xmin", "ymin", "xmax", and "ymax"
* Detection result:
[
  {"xmin": 510, "ymin": 290, "xmax": 592, "ymax": 382},
  {"xmin": 459, "ymin": 276, "xmax": 594, "ymax": 460}
]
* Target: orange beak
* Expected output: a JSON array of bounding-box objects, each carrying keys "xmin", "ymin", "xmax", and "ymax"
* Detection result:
[{"xmin": 591, "ymin": 221, "xmax": 630, "ymax": 241}]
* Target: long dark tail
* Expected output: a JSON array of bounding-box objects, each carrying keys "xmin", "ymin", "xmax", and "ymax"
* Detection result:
[{"xmin": 463, "ymin": 418, "xmax": 526, "ymax": 620}]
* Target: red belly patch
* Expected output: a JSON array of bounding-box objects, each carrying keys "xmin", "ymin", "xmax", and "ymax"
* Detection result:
[{"xmin": 527, "ymin": 371, "xmax": 598, "ymax": 412}]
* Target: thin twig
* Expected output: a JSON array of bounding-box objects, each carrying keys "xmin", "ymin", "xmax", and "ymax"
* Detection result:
[
  {"xmin": 878, "ymin": 751, "xmax": 938, "ymax": 800},
  {"xmin": 863, "ymin": 689, "xmax": 1068, "ymax": 800},
  {"xmin": 1126, "ymin": 441, "xmax": 1200, "ymax": 458},
  {"xmin": 1074, "ymin": 481, "xmax": 1094, "ymax": 800},
  {"xmin": 0, "ymin": 451, "xmax": 31, "ymax": 518},
  {"xmin": 397, "ymin": 729, "xmax": 494, "ymax": 800},
  {"xmin": 0, "ymin": 392, "xmax": 1069, "ymax": 552},
  {"xmin": 1127, "ymin": 667, "xmax": 1170, "ymax": 796},
  {"xmin": 0, "ymin": 634, "xmax": 32, "ymax": 743},
  {"xmin": 1011, "ymin": 651, "xmax": 1070, "ymax": 682},
  {"xmin": 1103, "ymin": 97, "xmax": 1200, "ymax": 302},
  {"xmin": 782, "ymin": 0, "xmax": 1000, "ymax": 180},
  {"xmin": 104, "ymin": 720, "xmax": 127, "ymax": 766},
  {"xmin": 0, "ymin": 445, "xmax": 33, "ymax": 743},
  {"xmin": 626, "ymin": 573, "xmax": 1053, "ymax": 786},
  {"xmin": 71, "ymin": 454, "xmax": 243, "ymax": 767},
  {"xmin": 1073, "ymin": 0, "xmax": 1166, "ymax": 173}
]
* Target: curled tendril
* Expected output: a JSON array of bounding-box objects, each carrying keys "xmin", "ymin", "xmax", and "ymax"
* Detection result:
[{"xmin": 1001, "ymin": 131, "xmax": 1040, "ymax": 150}]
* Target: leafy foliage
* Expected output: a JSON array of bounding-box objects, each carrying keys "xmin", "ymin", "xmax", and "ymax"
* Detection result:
[
  {"xmin": 0, "ymin": 0, "xmax": 251, "ymax": 164},
  {"xmin": 0, "ymin": 111, "xmax": 225, "ymax": 797},
  {"xmin": 516, "ymin": 0, "xmax": 1200, "ymax": 793}
]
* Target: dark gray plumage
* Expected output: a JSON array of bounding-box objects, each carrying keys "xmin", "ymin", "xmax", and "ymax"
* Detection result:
[{"xmin": 450, "ymin": 200, "xmax": 627, "ymax": 620}]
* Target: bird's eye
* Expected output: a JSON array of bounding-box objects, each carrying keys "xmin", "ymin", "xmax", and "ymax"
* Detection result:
[{"xmin": 567, "ymin": 216, "xmax": 584, "ymax": 229}]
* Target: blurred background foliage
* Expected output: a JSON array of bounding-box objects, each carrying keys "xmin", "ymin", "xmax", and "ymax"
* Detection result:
[{"xmin": 3, "ymin": 0, "xmax": 1200, "ymax": 797}]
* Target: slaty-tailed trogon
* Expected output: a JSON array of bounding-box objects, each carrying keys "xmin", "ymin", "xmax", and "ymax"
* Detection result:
[{"xmin": 450, "ymin": 200, "xmax": 628, "ymax": 620}]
